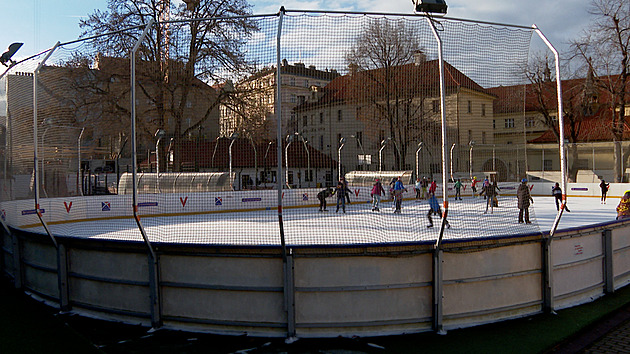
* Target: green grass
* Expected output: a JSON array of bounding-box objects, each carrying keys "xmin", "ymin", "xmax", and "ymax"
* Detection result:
[{"xmin": 2, "ymin": 277, "xmax": 630, "ymax": 353}]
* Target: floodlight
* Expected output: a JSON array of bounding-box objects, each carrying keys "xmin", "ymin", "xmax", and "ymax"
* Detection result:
[
  {"xmin": 0, "ymin": 42, "xmax": 23, "ymax": 67},
  {"xmin": 413, "ymin": 0, "xmax": 448, "ymax": 14}
]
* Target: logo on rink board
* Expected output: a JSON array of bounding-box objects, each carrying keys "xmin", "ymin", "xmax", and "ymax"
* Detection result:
[
  {"xmin": 101, "ymin": 202, "xmax": 111, "ymax": 211},
  {"xmin": 138, "ymin": 202, "xmax": 158, "ymax": 207},
  {"xmin": 242, "ymin": 197, "xmax": 262, "ymax": 202},
  {"xmin": 354, "ymin": 189, "xmax": 360, "ymax": 197},
  {"xmin": 64, "ymin": 201, "xmax": 72, "ymax": 213},
  {"xmin": 215, "ymin": 197, "xmax": 222, "ymax": 206},
  {"xmin": 22, "ymin": 209, "xmax": 45, "ymax": 215},
  {"xmin": 302, "ymin": 193, "xmax": 308, "ymax": 201},
  {"xmin": 180, "ymin": 196, "xmax": 188, "ymax": 207}
]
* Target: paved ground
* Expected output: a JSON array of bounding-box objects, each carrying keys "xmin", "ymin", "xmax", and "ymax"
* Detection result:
[{"xmin": 550, "ymin": 303, "xmax": 630, "ymax": 353}]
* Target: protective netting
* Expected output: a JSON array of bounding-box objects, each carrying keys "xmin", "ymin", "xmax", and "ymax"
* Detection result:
[{"xmin": 0, "ymin": 10, "xmax": 555, "ymax": 247}]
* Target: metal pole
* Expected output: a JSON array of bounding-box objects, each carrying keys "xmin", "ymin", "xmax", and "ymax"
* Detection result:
[
  {"xmin": 301, "ymin": 137, "xmax": 309, "ymax": 187},
  {"xmin": 78, "ymin": 128, "xmax": 84, "ymax": 196},
  {"xmin": 229, "ymin": 138, "xmax": 236, "ymax": 190},
  {"xmin": 469, "ymin": 141, "xmax": 474, "ymax": 181},
  {"xmin": 379, "ymin": 138, "xmax": 389, "ymax": 174},
  {"xmin": 338, "ymin": 137, "xmax": 345, "ymax": 181},
  {"xmin": 416, "ymin": 142, "xmax": 423, "ymax": 179},
  {"xmin": 285, "ymin": 136, "xmax": 291, "ymax": 189},
  {"xmin": 33, "ymin": 42, "xmax": 60, "ymax": 248},
  {"xmin": 450, "ymin": 143, "xmax": 455, "ymax": 181},
  {"xmin": 156, "ymin": 136, "xmax": 162, "ymax": 192}
]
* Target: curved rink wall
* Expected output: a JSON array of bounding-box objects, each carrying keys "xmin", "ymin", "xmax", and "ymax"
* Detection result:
[{"xmin": 2, "ymin": 184, "xmax": 630, "ymax": 337}]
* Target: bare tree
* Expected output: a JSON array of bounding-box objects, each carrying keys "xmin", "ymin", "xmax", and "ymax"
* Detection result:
[
  {"xmin": 570, "ymin": 0, "xmax": 630, "ymax": 182},
  {"xmin": 77, "ymin": 0, "xmax": 258, "ymax": 171},
  {"xmin": 345, "ymin": 18, "xmax": 426, "ymax": 170}
]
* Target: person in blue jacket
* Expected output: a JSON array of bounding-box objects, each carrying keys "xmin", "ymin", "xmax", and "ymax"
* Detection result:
[
  {"xmin": 427, "ymin": 188, "xmax": 450, "ymax": 228},
  {"xmin": 393, "ymin": 177, "xmax": 408, "ymax": 213}
]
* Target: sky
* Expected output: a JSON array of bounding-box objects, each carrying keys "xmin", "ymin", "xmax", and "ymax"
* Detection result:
[{"xmin": 0, "ymin": 0, "xmax": 591, "ymax": 67}]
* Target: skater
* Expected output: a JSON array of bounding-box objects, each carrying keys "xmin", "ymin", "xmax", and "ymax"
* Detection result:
[
  {"xmin": 471, "ymin": 176, "xmax": 479, "ymax": 197},
  {"xmin": 421, "ymin": 176, "xmax": 429, "ymax": 199},
  {"xmin": 600, "ymin": 179, "xmax": 610, "ymax": 204},
  {"xmin": 415, "ymin": 178, "xmax": 422, "ymax": 199},
  {"xmin": 616, "ymin": 190, "xmax": 630, "ymax": 220},
  {"xmin": 517, "ymin": 178, "xmax": 534, "ymax": 223},
  {"xmin": 317, "ymin": 187, "xmax": 334, "ymax": 212},
  {"xmin": 482, "ymin": 177, "xmax": 490, "ymax": 199},
  {"xmin": 482, "ymin": 180, "xmax": 500, "ymax": 214},
  {"xmin": 371, "ymin": 178, "xmax": 385, "ymax": 211},
  {"xmin": 427, "ymin": 191, "xmax": 450, "ymax": 228},
  {"xmin": 393, "ymin": 177, "xmax": 408, "ymax": 213},
  {"xmin": 341, "ymin": 176, "xmax": 351, "ymax": 204},
  {"xmin": 335, "ymin": 179, "xmax": 351, "ymax": 213},
  {"xmin": 454, "ymin": 179, "xmax": 463, "ymax": 200},
  {"xmin": 429, "ymin": 178, "xmax": 437, "ymax": 196},
  {"xmin": 551, "ymin": 182, "xmax": 570, "ymax": 212}
]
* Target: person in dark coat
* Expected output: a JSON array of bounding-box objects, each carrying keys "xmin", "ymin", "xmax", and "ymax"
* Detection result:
[
  {"xmin": 482, "ymin": 181, "xmax": 501, "ymax": 214},
  {"xmin": 551, "ymin": 182, "xmax": 570, "ymax": 212},
  {"xmin": 335, "ymin": 180, "xmax": 351, "ymax": 213},
  {"xmin": 341, "ymin": 176, "xmax": 351, "ymax": 204},
  {"xmin": 600, "ymin": 179, "xmax": 610, "ymax": 204},
  {"xmin": 317, "ymin": 187, "xmax": 334, "ymax": 212},
  {"xmin": 517, "ymin": 178, "xmax": 534, "ymax": 223}
]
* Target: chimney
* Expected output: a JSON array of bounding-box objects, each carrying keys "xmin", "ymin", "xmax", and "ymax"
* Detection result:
[
  {"xmin": 348, "ymin": 63, "xmax": 359, "ymax": 76},
  {"xmin": 282, "ymin": 58, "xmax": 288, "ymax": 66},
  {"xmin": 413, "ymin": 51, "xmax": 426, "ymax": 66}
]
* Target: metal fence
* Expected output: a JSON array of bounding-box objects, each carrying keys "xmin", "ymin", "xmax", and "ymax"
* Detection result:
[{"xmin": 0, "ymin": 9, "xmax": 565, "ymax": 248}]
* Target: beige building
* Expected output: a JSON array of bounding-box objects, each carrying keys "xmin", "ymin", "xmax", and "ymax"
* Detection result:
[
  {"xmin": 294, "ymin": 59, "xmax": 496, "ymax": 179},
  {"xmin": 220, "ymin": 60, "xmax": 339, "ymax": 141}
]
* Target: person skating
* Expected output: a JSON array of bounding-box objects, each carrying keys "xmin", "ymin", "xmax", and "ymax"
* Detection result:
[
  {"xmin": 317, "ymin": 187, "xmax": 334, "ymax": 212},
  {"xmin": 482, "ymin": 181, "xmax": 501, "ymax": 214},
  {"xmin": 600, "ymin": 179, "xmax": 610, "ymax": 204},
  {"xmin": 471, "ymin": 176, "xmax": 479, "ymax": 197},
  {"xmin": 517, "ymin": 178, "xmax": 534, "ymax": 223},
  {"xmin": 429, "ymin": 178, "xmax": 437, "ymax": 196},
  {"xmin": 616, "ymin": 190, "xmax": 630, "ymax": 220},
  {"xmin": 341, "ymin": 176, "xmax": 351, "ymax": 204},
  {"xmin": 421, "ymin": 176, "xmax": 429, "ymax": 199},
  {"xmin": 415, "ymin": 178, "xmax": 422, "ymax": 199},
  {"xmin": 427, "ymin": 191, "xmax": 450, "ymax": 229},
  {"xmin": 335, "ymin": 180, "xmax": 351, "ymax": 213},
  {"xmin": 551, "ymin": 182, "xmax": 570, "ymax": 212},
  {"xmin": 393, "ymin": 177, "xmax": 408, "ymax": 213},
  {"xmin": 482, "ymin": 177, "xmax": 490, "ymax": 199},
  {"xmin": 454, "ymin": 179, "xmax": 463, "ymax": 200},
  {"xmin": 371, "ymin": 178, "xmax": 385, "ymax": 211}
]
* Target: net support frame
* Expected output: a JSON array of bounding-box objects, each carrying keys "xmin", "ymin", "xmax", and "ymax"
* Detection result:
[{"xmin": 130, "ymin": 18, "xmax": 162, "ymax": 329}]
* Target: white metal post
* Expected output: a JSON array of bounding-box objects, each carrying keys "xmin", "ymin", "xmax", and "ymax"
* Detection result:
[
  {"xmin": 338, "ymin": 137, "xmax": 346, "ymax": 181},
  {"xmin": 416, "ymin": 142, "xmax": 423, "ymax": 179}
]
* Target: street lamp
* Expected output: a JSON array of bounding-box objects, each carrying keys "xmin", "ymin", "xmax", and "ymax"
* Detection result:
[
  {"xmin": 379, "ymin": 138, "xmax": 390, "ymax": 173},
  {"xmin": 450, "ymin": 143, "xmax": 456, "ymax": 182},
  {"xmin": 264, "ymin": 141, "xmax": 273, "ymax": 185},
  {"xmin": 350, "ymin": 134, "xmax": 366, "ymax": 171},
  {"xmin": 154, "ymin": 129, "xmax": 166, "ymax": 193},
  {"xmin": 295, "ymin": 133, "xmax": 310, "ymax": 188},
  {"xmin": 229, "ymin": 132, "xmax": 239, "ymax": 190},
  {"xmin": 416, "ymin": 142, "xmax": 423, "ymax": 179},
  {"xmin": 469, "ymin": 140, "xmax": 475, "ymax": 181},
  {"xmin": 285, "ymin": 134, "xmax": 294, "ymax": 189},
  {"xmin": 338, "ymin": 137, "xmax": 346, "ymax": 181},
  {"xmin": 246, "ymin": 134, "xmax": 257, "ymax": 189}
]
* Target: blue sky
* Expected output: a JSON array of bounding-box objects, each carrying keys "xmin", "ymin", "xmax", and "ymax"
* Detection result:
[{"xmin": 0, "ymin": 0, "xmax": 590, "ymax": 62}]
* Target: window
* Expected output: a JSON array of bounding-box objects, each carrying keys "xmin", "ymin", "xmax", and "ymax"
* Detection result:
[
  {"xmin": 319, "ymin": 112, "xmax": 323, "ymax": 124},
  {"xmin": 337, "ymin": 109, "xmax": 342, "ymax": 121},
  {"xmin": 482, "ymin": 131, "xmax": 486, "ymax": 144},
  {"xmin": 297, "ymin": 95, "xmax": 305, "ymax": 105},
  {"xmin": 290, "ymin": 94, "xmax": 296, "ymax": 103},
  {"xmin": 543, "ymin": 159, "xmax": 553, "ymax": 171},
  {"xmin": 302, "ymin": 115, "xmax": 308, "ymax": 127},
  {"xmin": 319, "ymin": 135, "xmax": 324, "ymax": 150},
  {"xmin": 432, "ymin": 100, "xmax": 439, "ymax": 113},
  {"xmin": 493, "ymin": 119, "xmax": 496, "ymax": 129},
  {"xmin": 504, "ymin": 118, "xmax": 515, "ymax": 128},
  {"xmin": 290, "ymin": 77, "xmax": 295, "ymax": 86},
  {"xmin": 481, "ymin": 104, "xmax": 486, "ymax": 116},
  {"xmin": 467, "ymin": 100, "xmax": 472, "ymax": 114},
  {"xmin": 525, "ymin": 117, "xmax": 536, "ymax": 128},
  {"xmin": 304, "ymin": 79, "xmax": 309, "ymax": 87}
]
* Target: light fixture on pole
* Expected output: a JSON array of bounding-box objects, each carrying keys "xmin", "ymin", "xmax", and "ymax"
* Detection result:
[
  {"xmin": 228, "ymin": 132, "xmax": 239, "ymax": 190},
  {"xmin": 154, "ymin": 129, "xmax": 166, "ymax": 192},
  {"xmin": 0, "ymin": 42, "xmax": 23, "ymax": 67},
  {"xmin": 338, "ymin": 137, "xmax": 346, "ymax": 181},
  {"xmin": 416, "ymin": 142, "xmax": 423, "ymax": 179},
  {"xmin": 450, "ymin": 143, "xmax": 456, "ymax": 182},
  {"xmin": 413, "ymin": 0, "xmax": 447, "ymax": 14},
  {"xmin": 379, "ymin": 138, "xmax": 390, "ymax": 173},
  {"xmin": 285, "ymin": 134, "xmax": 294, "ymax": 189},
  {"xmin": 469, "ymin": 140, "xmax": 475, "ymax": 181}
]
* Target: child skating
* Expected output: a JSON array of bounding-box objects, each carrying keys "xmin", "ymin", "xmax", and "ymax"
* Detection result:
[{"xmin": 427, "ymin": 192, "xmax": 450, "ymax": 228}]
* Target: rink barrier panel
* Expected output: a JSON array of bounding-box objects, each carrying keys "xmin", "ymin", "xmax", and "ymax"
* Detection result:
[{"xmin": 2, "ymin": 219, "xmax": 630, "ymax": 337}]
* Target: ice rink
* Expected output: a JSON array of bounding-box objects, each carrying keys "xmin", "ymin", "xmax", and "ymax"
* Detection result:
[{"xmin": 27, "ymin": 194, "xmax": 619, "ymax": 246}]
